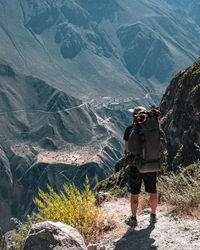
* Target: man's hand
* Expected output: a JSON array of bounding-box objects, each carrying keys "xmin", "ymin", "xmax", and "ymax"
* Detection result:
[{"xmin": 125, "ymin": 152, "xmax": 135, "ymax": 165}]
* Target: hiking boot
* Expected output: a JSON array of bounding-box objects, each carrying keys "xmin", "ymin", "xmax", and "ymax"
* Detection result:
[
  {"xmin": 125, "ymin": 216, "xmax": 138, "ymax": 227},
  {"xmin": 150, "ymin": 214, "xmax": 157, "ymax": 223}
]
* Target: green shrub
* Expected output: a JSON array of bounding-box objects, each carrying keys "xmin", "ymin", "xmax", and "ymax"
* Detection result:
[
  {"xmin": 158, "ymin": 163, "xmax": 200, "ymax": 216},
  {"xmin": 33, "ymin": 177, "xmax": 106, "ymax": 241},
  {"xmin": 11, "ymin": 177, "xmax": 109, "ymax": 248}
]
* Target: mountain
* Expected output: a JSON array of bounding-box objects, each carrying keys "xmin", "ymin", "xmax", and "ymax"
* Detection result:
[
  {"xmin": 1, "ymin": 0, "xmax": 200, "ymax": 233},
  {"xmin": 96, "ymin": 57, "xmax": 200, "ymax": 198},
  {"xmin": 160, "ymin": 57, "xmax": 200, "ymax": 170},
  {"xmin": 0, "ymin": 59, "xmax": 131, "ymax": 232},
  {"xmin": 0, "ymin": 0, "xmax": 200, "ymax": 103}
]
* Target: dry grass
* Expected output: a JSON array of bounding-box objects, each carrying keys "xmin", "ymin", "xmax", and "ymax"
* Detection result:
[
  {"xmin": 191, "ymin": 208, "xmax": 200, "ymax": 219},
  {"xmin": 158, "ymin": 163, "xmax": 200, "ymax": 218},
  {"xmin": 12, "ymin": 177, "xmax": 114, "ymax": 249},
  {"xmin": 138, "ymin": 192, "xmax": 150, "ymax": 211},
  {"xmin": 33, "ymin": 177, "xmax": 111, "ymax": 243}
]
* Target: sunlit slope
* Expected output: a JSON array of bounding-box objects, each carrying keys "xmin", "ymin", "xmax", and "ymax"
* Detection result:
[{"xmin": 0, "ymin": 0, "xmax": 200, "ymax": 101}]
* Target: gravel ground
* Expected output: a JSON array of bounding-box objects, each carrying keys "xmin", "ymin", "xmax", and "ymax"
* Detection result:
[{"xmin": 91, "ymin": 197, "xmax": 200, "ymax": 250}]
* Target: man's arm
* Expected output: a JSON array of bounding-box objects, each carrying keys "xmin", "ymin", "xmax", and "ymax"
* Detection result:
[
  {"xmin": 125, "ymin": 140, "xmax": 130, "ymax": 152},
  {"xmin": 123, "ymin": 125, "xmax": 133, "ymax": 153}
]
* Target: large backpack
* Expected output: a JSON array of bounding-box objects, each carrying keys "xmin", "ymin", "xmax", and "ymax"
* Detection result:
[{"xmin": 128, "ymin": 108, "xmax": 166, "ymax": 173}]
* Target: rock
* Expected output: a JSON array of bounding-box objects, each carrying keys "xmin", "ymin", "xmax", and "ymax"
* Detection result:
[
  {"xmin": 99, "ymin": 246, "xmax": 106, "ymax": 250},
  {"xmin": 39, "ymin": 137, "xmax": 57, "ymax": 150},
  {"xmin": 23, "ymin": 221, "xmax": 87, "ymax": 250},
  {"xmin": 4, "ymin": 229, "xmax": 16, "ymax": 249},
  {"xmin": 87, "ymin": 244, "xmax": 97, "ymax": 250},
  {"xmin": 87, "ymin": 243, "xmax": 106, "ymax": 250},
  {"xmin": 160, "ymin": 57, "xmax": 200, "ymax": 169},
  {"xmin": 0, "ymin": 59, "xmax": 124, "ymax": 232},
  {"xmin": 117, "ymin": 23, "xmax": 173, "ymax": 82},
  {"xmin": 25, "ymin": 2, "xmax": 59, "ymax": 35},
  {"xmin": 57, "ymin": 24, "xmax": 83, "ymax": 59},
  {"xmin": 0, "ymin": 62, "xmax": 15, "ymax": 77},
  {"xmin": 0, "ymin": 227, "xmax": 9, "ymax": 250},
  {"xmin": 95, "ymin": 192, "xmax": 112, "ymax": 206}
]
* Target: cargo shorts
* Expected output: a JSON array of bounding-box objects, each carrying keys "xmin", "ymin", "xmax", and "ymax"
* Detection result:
[{"xmin": 129, "ymin": 166, "xmax": 157, "ymax": 195}]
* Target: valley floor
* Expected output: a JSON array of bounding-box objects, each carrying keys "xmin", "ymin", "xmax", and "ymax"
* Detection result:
[{"xmin": 92, "ymin": 197, "xmax": 200, "ymax": 250}]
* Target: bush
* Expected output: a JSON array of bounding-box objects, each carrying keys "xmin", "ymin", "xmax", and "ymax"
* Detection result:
[
  {"xmin": 33, "ymin": 177, "xmax": 107, "ymax": 242},
  {"xmin": 158, "ymin": 163, "xmax": 200, "ymax": 217},
  {"xmin": 11, "ymin": 177, "xmax": 109, "ymax": 248}
]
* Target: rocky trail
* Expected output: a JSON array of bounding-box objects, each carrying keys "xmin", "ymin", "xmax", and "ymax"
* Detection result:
[{"xmin": 90, "ymin": 197, "xmax": 200, "ymax": 250}]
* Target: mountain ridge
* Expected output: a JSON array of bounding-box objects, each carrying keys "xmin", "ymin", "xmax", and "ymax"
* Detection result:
[
  {"xmin": 1, "ymin": 0, "xmax": 200, "ymax": 234},
  {"xmin": 0, "ymin": 59, "xmax": 129, "ymax": 232},
  {"xmin": 0, "ymin": 0, "xmax": 200, "ymax": 101},
  {"xmin": 160, "ymin": 57, "xmax": 200, "ymax": 169}
]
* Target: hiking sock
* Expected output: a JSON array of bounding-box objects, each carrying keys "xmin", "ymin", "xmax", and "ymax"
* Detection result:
[{"xmin": 150, "ymin": 213, "xmax": 157, "ymax": 223}]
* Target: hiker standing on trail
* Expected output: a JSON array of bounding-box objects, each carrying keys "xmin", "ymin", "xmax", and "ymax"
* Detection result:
[{"xmin": 124, "ymin": 106, "xmax": 166, "ymax": 227}]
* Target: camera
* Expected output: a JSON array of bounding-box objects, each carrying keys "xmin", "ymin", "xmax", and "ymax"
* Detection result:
[
  {"xmin": 134, "ymin": 106, "xmax": 160, "ymax": 124},
  {"xmin": 136, "ymin": 113, "xmax": 148, "ymax": 123}
]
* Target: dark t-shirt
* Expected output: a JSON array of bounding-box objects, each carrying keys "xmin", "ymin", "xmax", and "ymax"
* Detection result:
[{"xmin": 123, "ymin": 125, "xmax": 134, "ymax": 141}]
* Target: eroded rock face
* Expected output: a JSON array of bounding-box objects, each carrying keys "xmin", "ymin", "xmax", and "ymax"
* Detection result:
[
  {"xmin": 23, "ymin": 0, "xmax": 116, "ymax": 60},
  {"xmin": 117, "ymin": 22, "xmax": 174, "ymax": 82},
  {"xmin": 1, "ymin": 0, "xmax": 200, "ymax": 99},
  {"xmin": 95, "ymin": 155, "xmax": 130, "ymax": 196},
  {"xmin": 160, "ymin": 57, "xmax": 200, "ymax": 170},
  {"xmin": 0, "ymin": 60, "xmax": 126, "ymax": 232},
  {"xmin": 23, "ymin": 221, "xmax": 87, "ymax": 250}
]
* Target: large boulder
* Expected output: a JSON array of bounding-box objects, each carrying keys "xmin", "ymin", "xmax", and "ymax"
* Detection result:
[{"xmin": 23, "ymin": 221, "xmax": 87, "ymax": 250}]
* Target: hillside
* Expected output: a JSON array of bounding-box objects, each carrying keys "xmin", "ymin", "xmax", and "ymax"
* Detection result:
[
  {"xmin": 93, "ymin": 198, "xmax": 200, "ymax": 250},
  {"xmin": 1, "ymin": 0, "xmax": 200, "ymax": 237},
  {"xmin": 0, "ymin": 59, "xmax": 130, "ymax": 232},
  {"xmin": 4, "ymin": 196, "xmax": 200, "ymax": 249},
  {"xmin": 95, "ymin": 57, "xmax": 200, "ymax": 205},
  {"xmin": 1, "ymin": 56, "xmax": 200, "ymax": 232},
  {"xmin": 160, "ymin": 57, "xmax": 200, "ymax": 169},
  {"xmin": 0, "ymin": 0, "xmax": 200, "ymax": 102}
]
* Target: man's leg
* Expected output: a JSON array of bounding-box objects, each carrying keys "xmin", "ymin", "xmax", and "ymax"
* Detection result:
[
  {"xmin": 150, "ymin": 193, "xmax": 158, "ymax": 215},
  {"xmin": 131, "ymin": 194, "xmax": 139, "ymax": 217},
  {"xmin": 125, "ymin": 194, "xmax": 138, "ymax": 226},
  {"xmin": 143, "ymin": 172, "xmax": 158, "ymax": 222},
  {"xmin": 129, "ymin": 167, "xmax": 141, "ymax": 217},
  {"xmin": 126, "ymin": 167, "xmax": 141, "ymax": 226}
]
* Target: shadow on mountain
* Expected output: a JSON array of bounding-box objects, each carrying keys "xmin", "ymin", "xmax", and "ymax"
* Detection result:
[
  {"xmin": 0, "ymin": 59, "xmax": 129, "ymax": 232},
  {"xmin": 114, "ymin": 224, "xmax": 156, "ymax": 250}
]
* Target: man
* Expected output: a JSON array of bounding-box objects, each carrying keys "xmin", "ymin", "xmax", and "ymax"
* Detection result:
[{"xmin": 124, "ymin": 106, "xmax": 158, "ymax": 227}]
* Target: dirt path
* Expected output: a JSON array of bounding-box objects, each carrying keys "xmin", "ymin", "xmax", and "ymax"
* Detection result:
[{"xmin": 94, "ymin": 197, "xmax": 200, "ymax": 250}]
